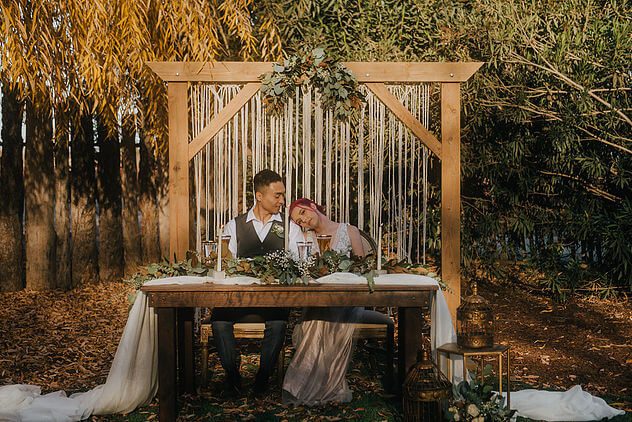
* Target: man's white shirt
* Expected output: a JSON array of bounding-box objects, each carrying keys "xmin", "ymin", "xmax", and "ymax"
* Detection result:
[{"xmin": 223, "ymin": 207, "xmax": 303, "ymax": 257}]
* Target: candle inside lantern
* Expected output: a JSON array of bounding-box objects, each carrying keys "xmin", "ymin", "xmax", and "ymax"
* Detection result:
[
  {"xmin": 284, "ymin": 205, "xmax": 289, "ymax": 251},
  {"xmin": 217, "ymin": 225, "xmax": 223, "ymax": 272},
  {"xmin": 377, "ymin": 224, "xmax": 382, "ymax": 271}
]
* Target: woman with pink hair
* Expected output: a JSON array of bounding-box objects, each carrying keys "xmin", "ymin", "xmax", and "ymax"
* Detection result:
[
  {"xmin": 288, "ymin": 198, "xmax": 365, "ymax": 257},
  {"xmin": 282, "ymin": 198, "xmax": 391, "ymax": 406}
]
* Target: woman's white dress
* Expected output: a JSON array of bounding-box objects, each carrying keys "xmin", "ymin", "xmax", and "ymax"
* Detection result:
[{"xmin": 282, "ymin": 223, "xmax": 363, "ymax": 406}]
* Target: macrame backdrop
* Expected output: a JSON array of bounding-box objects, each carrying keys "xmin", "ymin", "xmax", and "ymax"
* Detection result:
[{"xmin": 190, "ymin": 83, "xmax": 431, "ymax": 263}]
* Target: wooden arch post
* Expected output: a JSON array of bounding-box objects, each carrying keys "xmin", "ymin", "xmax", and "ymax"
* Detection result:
[{"xmin": 147, "ymin": 61, "xmax": 483, "ymax": 323}]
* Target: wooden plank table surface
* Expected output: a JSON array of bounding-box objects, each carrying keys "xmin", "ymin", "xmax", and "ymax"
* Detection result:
[{"xmin": 141, "ymin": 282, "xmax": 438, "ymax": 421}]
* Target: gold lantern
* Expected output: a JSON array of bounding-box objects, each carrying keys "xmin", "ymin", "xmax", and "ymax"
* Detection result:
[
  {"xmin": 403, "ymin": 347, "xmax": 453, "ymax": 422},
  {"xmin": 456, "ymin": 281, "xmax": 494, "ymax": 348}
]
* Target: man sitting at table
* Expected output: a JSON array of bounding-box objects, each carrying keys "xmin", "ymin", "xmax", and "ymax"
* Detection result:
[{"xmin": 210, "ymin": 169, "xmax": 298, "ymax": 398}]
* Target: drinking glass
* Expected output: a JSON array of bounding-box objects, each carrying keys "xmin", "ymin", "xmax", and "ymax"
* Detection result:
[
  {"xmin": 316, "ymin": 234, "xmax": 332, "ymax": 253},
  {"xmin": 220, "ymin": 234, "xmax": 232, "ymax": 258},
  {"xmin": 297, "ymin": 241, "xmax": 313, "ymax": 260},
  {"xmin": 202, "ymin": 240, "xmax": 217, "ymax": 264}
]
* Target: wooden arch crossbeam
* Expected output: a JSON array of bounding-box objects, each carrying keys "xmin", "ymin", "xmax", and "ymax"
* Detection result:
[{"xmin": 146, "ymin": 60, "xmax": 483, "ymax": 322}]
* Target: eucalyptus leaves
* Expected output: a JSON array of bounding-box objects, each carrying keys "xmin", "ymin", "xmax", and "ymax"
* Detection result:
[
  {"xmin": 447, "ymin": 379, "xmax": 516, "ymax": 422},
  {"xmin": 259, "ymin": 48, "xmax": 364, "ymax": 120},
  {"xmin": 225, "ymin": 249, "xmax": 377, "ymax": 290},
  {"xmin": 122, "ymin": 250, "xmax": 443, "ymax": 303}
]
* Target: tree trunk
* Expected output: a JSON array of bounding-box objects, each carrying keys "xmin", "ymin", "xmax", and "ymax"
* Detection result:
[
  {"xmin": 71, "ymin": 105, "xmax": 98, "ymax": 286},
  {"xmin": 54, "ymin": 103, "xmax": 71, "ymax": 290},
  {"xmin": 96, "ymin": 109, "xmax": 123, "ymax": 282},
  {"xmin": 138, "ymin": 130, "xmax": 160, "ymax": 263},
  {"xmin": 24, "ymin": 95, "xmax": 55, "ymax": 290},
  {"xmin": 0, "ymin": 80, "xmax": 25, "ymax": 292},
  {"xmin": 121, "ymin": 115, "xmax": 141, "ymax": 274}
]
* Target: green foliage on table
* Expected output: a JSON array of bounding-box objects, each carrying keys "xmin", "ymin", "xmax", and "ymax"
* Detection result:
[
  {"xmin": 122, "ymin": 250, "xmax": 444, "ymax": 304},
  {"xmin": 447, "ymin": 380, "xmax": 516, "ymax": 422},
  {"xmin": 117, "ymin": 259, "xmax": 207, "ymax": 305},
  {"xmin": 262, "ymin": 0, "xmax": 632, "ymax": 294},
  {"xmin": 259, "ymin": 48, "xmax": 364, "ymax": 120},
  {"xmin": 222, "ymin": 249, "xmax": 379, "ymax": 289}
]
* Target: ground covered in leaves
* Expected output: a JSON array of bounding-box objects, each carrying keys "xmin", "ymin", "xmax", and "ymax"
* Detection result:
[{"xmin": 1, "ymin": 277, "xmax": 630, "ymax": 421}]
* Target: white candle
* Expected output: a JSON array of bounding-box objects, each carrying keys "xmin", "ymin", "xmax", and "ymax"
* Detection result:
[
  {"xmin": 284, "ymin": 206, "xmax": 289, "ymax": 251},
  {"xmin": 217, "ymin": 225, "xmax": 223, "ymax": 272},
  {"xmin": 377, "ymin": 224, "xmax": 382, "ymax": 271}
]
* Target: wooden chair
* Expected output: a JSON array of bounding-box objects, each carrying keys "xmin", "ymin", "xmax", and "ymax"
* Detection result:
[{"xmin": 355, "ymin": 230, "xmax": 396, "ymax": 391}]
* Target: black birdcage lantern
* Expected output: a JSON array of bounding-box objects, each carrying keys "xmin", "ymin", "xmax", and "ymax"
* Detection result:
[
  {"xmin": 403, "ymin": 346, "xmax": 453, "ymax": 422},
  {"xmin": 456, "ymin": 281, "xmax": 494, "ymax": 349}
]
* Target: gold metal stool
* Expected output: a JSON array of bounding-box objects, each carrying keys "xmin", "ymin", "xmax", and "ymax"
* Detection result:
[{"xmin": 436, "ymin": 342, "xmax": 511, "ymax": 409}]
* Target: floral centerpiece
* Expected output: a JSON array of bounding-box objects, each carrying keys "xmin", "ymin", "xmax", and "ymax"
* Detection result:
[{"xmin": 447, "ymin": 380, "xmax": 516, "ymax": 422}]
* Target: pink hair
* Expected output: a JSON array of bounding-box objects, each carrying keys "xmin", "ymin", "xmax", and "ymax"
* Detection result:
[{"xmin": 288, "ymin": 198, "xmax": 326, "ymax": 222}]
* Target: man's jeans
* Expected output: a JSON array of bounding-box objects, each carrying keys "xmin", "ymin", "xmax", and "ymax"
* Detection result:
[{"xmin": 211, "ymin": 319, "xmax": 287, "ymax": 381}]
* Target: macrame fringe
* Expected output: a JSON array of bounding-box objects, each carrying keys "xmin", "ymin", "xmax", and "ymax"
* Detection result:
[{"xmin": 189, "ymin": 83, "xmax": 431, "ymax": 263}]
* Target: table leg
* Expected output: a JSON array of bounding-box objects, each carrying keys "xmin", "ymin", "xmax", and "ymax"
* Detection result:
[
  {"xmin": 498, "ymin": 352, "xmax": 503, "ymax": 397},
  {"xmin": 177, "ymin": 308, "xmax": 195, "ymax": 394},
  {"xmin": 507, "ymin": 349, "xmax": 511, "ymax": 409},
  {"xmin": 157, "ymin": 308, "xmax": 177, "ymax": 422},
  {"xmin": 480, "ymin": 357, "xmax": 484, "ymax": 385},
  {"xmin": 446, "ymin": 353, "xmax": 451, "ymax": 383},
  {"xmin": 397, "ymin": 307, "xmax": 422, "ymax": 386}
]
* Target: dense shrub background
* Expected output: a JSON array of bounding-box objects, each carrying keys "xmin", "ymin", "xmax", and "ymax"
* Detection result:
[{"xmin": 262, "ymin": 0, "xmax": 632, "ymax": 293}]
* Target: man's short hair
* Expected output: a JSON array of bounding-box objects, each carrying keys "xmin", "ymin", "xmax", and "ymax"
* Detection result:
[{"xmin": 253, "ymin": 169, "xmax": 283, "ymax": 194}]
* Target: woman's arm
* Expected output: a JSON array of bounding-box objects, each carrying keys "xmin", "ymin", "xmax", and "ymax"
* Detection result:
[{"xmin": 347, "ymin": 225, "xmax": 366, "ymax": 257}]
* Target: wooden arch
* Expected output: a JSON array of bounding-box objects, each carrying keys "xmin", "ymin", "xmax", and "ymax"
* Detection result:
[{"xmin": 146, "ymin": 61, "xmax": 483, "ymax": 321}]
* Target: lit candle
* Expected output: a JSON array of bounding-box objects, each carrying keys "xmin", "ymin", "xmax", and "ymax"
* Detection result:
[
  {"xmin": 217, "ymin": 225, "xmax": 223, "ymax": 272},
  {"xmin": 377, "ymin": 224, "xmax": 382, "ymax": 271},
  {"xmin": 284, "ymin": 206, "xmax": 289, "ymax": 251}
]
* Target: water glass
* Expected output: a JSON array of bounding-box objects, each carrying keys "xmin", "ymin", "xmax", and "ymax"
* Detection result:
[
  {"xmin": 202, "ymin": 240, "xmax": 217, "ymax": 263},
  {"xmin": 297, "ymin": 241, "xmax": 313, "ymax": 259}
]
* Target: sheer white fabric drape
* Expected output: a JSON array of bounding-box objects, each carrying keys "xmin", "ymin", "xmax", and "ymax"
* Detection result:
[{"xmin": 0, "ymin": 274, "xmax": 625, "ymax": 421}]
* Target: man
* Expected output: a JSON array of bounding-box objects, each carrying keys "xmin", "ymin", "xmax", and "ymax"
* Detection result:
[{"xmin": 211, "ymin": 169, "xmax": 298, "ymax": 397}]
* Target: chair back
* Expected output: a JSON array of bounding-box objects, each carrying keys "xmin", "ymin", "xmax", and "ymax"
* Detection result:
[{"xmin": 359, "ymin": 230, "xmax": 377, "ymax": 256}]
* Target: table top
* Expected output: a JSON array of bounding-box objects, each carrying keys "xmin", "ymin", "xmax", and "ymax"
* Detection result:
[
  {"xmin": 141, "ymin": 282, "xmax": 437, "ymax": 308},
  {"xmin": 437, "ymin": 342, "xmax": 510, "ymax": 355}
]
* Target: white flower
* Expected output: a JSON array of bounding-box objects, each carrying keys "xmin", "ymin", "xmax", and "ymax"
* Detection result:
[
  {"xmin": 472, "ymin": 417, "xmax": 484, "ymax": 422},
  {"xmin": 467, "ymin": 404, "xmax": 480, "ymax": 417},
  {"xmin": 452, "ymin": 412, "xmax": 460, "ymax": 421}
]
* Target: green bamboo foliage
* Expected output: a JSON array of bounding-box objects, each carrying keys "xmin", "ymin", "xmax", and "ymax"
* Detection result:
[{"xmin": 269, "ymin": 0, "xmax": 632, "ymax": 292}]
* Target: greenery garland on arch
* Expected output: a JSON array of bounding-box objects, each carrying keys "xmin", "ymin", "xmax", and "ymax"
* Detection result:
[{"xmin": 259, "ymin": 48, "xmax": 364, "ymax": 120}]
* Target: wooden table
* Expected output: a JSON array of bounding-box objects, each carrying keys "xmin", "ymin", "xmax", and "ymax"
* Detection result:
[{"xmin": 141, "ymin": 282, "xmax": 437, "ymax": 421}]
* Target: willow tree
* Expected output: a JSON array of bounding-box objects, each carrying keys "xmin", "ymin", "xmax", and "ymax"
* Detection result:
[{"xmin": 0, "ymin": 0, "xmax": 284, "ymax": 290}]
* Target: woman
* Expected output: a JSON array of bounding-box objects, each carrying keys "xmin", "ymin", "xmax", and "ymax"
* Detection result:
[
  {"xmin": 289, "ymin": 197, "xmax": 365, "ymax": 257},
  {"xmin": 282, "ymin": 198, "xmax": 366, "ymax": 406}
]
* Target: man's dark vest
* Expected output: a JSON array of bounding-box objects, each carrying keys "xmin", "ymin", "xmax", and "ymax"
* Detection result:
[
  {"xmin": 235, "ymin": 212, "xmax": 284, "ymax": 258},
  {"xmin": 211, "ymin": 211, "xmax": 288, "ymax": 323}
]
